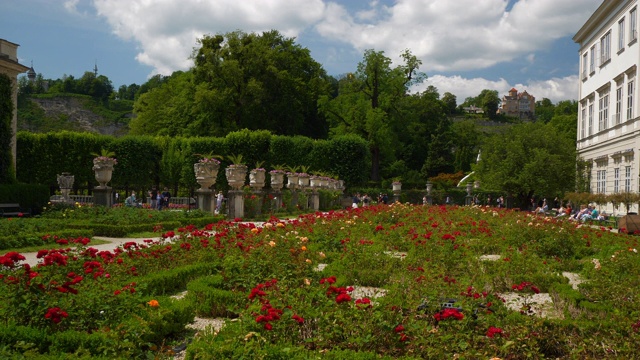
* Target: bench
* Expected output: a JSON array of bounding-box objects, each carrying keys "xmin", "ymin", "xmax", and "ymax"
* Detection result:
[{"xmin": 0, "ymin": 203, "xmax": 31, "ymax": 217}]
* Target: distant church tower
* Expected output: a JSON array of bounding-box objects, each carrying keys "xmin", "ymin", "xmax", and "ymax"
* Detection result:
[
  {"xmin": 27, "ymin": 61, "xmax": 36, "ymax": 83},
  {"xmin": 94, "ymin": 60, "xmax": 98, "ymax": 76}
]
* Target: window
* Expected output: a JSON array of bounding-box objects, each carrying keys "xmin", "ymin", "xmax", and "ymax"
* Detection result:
[
  {"xmin": 588, "ymin": 103, "xmax": 594, "ymax": 136},
  {"xmin": 601, "ymin": 31, "xmax": 611, "ymax": 63},
  {"xmin": 590, "ymin": 45, "xmax": 596, "ymax": 73},
  {"xmin": 582, "ymin": 53, "xmax": 588, "ymax": 79},
  {"xmin": 614, "ymin": 167, "xmax": 620, "ymax": 193},
  {"xmin": 581, "ymin": 106, "xmax": 586, "ymax": 139},
  {"xmin": 597, "ymin": 170, "xmax": 607, "ymax": 193},
  {"xmin": 631, "ymin": 8, "xmax": 638, "ymax": 41},
  {"xmin": 627, "ymin": 80, "xmax": 635, "ymax": 120},
  {"xmin": 616, "ymin": 84, "xmax": 623, "ymax": 124},
  {"xmin": 599, "ymin": 93, "xmax": 609, "ymax": 131},
  {"xmin": 625, "ymin": 165, "xmax": 632, "ymax": 192},
  {"xmin": 620, "ymin": 18, "xmax": 626, "ymax": 50}
]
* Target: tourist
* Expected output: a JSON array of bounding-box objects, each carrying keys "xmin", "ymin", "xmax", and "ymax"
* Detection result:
[
  {"xmin": 125, "ymin": 191, "xmax": 140, "ymax": 207},
  {"xmin": 149, "ymin": 187, "xmax": 158, "ymax": 210},
  {"xmin": 352, "ymin": 193, "xmax": 360, "ymax": 208},
  {"xmin": 159, "ymin": 187, "xmax": 171, "ymax": 210}
]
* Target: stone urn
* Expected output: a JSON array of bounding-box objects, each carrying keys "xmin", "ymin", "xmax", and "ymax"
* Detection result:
[
  {"xmin": 225, "ymin": 165, "xmax": 248, "ymax": 190},
  {"xmin": 310, "ymin": 176, "xmax": 321, "ymax": 188},
  {"xmin": 194, "ymin": 161, "xmax": 220, "ymax": 190},
  {"xmin": 298, "ymin": 174, "xmax": 310, "ymax": 189},
  {"xmin": 57, "ymin": 172, "xmax": 74, "ymax": 200},
  {"xmin": 250, "ymin": 169, "xmax": 266, "ymax": 190},
  {"xmin": 270, "ymin": 171, "xmax": 285, "ymax": 191},
  {"xmin": 392, "ymin": 182, "xmax": 402, "ymax": 195},
  {"xmin": 287, "ymin": 173, "xmax": 299, "ymax": 189},
  {"xmin": 92, "ymin": 158, "xmax": 116, "ymax": 188}
]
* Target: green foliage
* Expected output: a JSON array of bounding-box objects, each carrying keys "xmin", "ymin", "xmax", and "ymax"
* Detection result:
[
  {"xmin": 0, "ymin": 183, "xmax": 49, "ymax": 214},
  {"xmin": 476, "ymin": 122, "xmax": 577, "ymax": 205},
  {"xmin": 140, "ymin": 263, "xmax": 220, "ymax": 296},
  {"xmin": 0, "ymin": 74, "xmax": 15, "ymax": 184},
  {"xmin": 186, "ymin": 275, "xmax": 238, "ymax": 317}
]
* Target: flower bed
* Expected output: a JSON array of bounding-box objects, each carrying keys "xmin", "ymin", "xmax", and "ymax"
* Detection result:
[{"xmin": 1, "ymin": 204, "xmax": 640, "ymax": 358}]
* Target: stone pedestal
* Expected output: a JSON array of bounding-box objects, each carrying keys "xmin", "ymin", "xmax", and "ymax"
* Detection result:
[
  {"xmin": 196, "ymin": 189, "xmax": 214, "ymax": 213},
  {"xmin": 227, "ymin": 190, "xmax": 244, "ymax": 220},
  {"xmin": 426, "ymin": 195, "xmax": 433, "ymax": 205},
  {"xmin": 272, "ymin": 191, "xmax": 282, "ymax": 212},
  {"xmin": 465, "ymin": 195, "xmax": 473, "ymax": 206},
  {"xmin": 93, "ymin": 187, "xmax": 113, "ymax": 207},
  {"xmin": 311, "ymin": 190, "xmax": 320, "ymax": 211}
]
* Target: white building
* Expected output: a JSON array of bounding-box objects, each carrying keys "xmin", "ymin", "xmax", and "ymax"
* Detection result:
[{"xmin": 574, "ymin": 0, "xmax": 640, "ymax": 213}]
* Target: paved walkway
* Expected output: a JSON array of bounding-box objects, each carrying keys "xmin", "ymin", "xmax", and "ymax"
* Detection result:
[{"xmin": 19, "ymin": 236, "xmax": 162, "ymax": 267}]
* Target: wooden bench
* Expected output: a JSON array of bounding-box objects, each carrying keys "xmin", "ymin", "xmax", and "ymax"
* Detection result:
[{"xmin": 0, "ymin": 203, "xmax": 31, "ymax": 217}]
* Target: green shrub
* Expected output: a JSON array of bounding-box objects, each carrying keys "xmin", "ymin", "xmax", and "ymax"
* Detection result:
[
  {"xmin": 186, "ymin": 275, "xmax": 238, "ymax": 317},
  {"xmin": 139, "ymin": 263, "xmax": 220, "ymax": 296}
]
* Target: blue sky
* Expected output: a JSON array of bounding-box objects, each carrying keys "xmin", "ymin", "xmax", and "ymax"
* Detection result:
[{"xmin": 1, "ymin": 0, "xmax": 602, "ymax": 103}]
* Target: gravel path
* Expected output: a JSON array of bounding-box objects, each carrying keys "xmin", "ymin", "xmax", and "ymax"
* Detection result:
[{"xmin": 18, "ymin": 236, "xmax": 162, "ymax": 267}]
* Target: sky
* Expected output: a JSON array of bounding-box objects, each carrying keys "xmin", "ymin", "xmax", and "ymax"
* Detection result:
[{"xmin": 1, "ymin": 0, "xmax": 603, "ymax": 104}]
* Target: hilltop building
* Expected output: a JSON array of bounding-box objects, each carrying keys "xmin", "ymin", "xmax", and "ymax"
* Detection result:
[
  {"xmin": 574, "ymin": 0, "xmax": 640, "ymax": 213},
  {"xmin": 498, "ymin": 88, "xmax": 536, "ymax": 119},
  {"xmin": 0, "ymin": 39, "xmax": 30, "ymax": 169}
]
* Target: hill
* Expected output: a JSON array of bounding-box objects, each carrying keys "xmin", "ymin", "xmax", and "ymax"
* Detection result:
[{"xmin": 17, "ymin": 94, "xmax": 132, "ymax": 135}]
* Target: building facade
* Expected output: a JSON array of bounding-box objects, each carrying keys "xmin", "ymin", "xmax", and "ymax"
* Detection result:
[
  {"xmin": 498, "ymin": 88, "xmax": 535, "ymax": 119},
  {"xmin": 0, "ymin": 39, "xmax": 29, "ymax": 169},
  {"xmin": 574, "ymin": 0, "xmax": 640, "ymax": 214}
]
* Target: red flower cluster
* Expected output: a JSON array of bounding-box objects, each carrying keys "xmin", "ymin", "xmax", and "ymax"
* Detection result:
[
  {"xmin": 434, "ymin": 308, "xmax": 464, "ymax": 322},
  {"xmin": 44, "ymin": 307, "xmax": 68, "ymax": 324},
  {"xmin": 486, "ymin": 326, "xmax": 503, "ymax": 338},
  {"xmin": 512, "ymin": 281, "xmax": 540, "ymax": 294},
  {"xmin": 355, "ymin": 297, "xmax": 372, "ymax": 309},
  {"xmin": 254, "ymin": 302, "xmax": 283, "ymax": 330},
  {"xmin": 461, "ymin": 286, "xmax": 487, "ymax": 299},
  {"xmin": 321, "ymin": 276, "xmax": 353, "ymax": 304},
  {"xmin": 248, "ymin": 279, "xmax": 278, "ymax": 300},
  {"xmin": 0, "ymin": 251, "xmax": 25, "ymax": 268},
  {"xmin": 292, "ymin": 314, "xmax": 304, "ymax": 324},
  {"xmin": 394, "ymin": 324, "xmax": 409, "ymax": 342}
]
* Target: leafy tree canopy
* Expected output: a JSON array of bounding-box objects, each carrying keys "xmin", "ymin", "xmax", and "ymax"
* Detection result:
[{"xmin": 475, "ymin": 122, "xmax": 576, "ymax": 206}]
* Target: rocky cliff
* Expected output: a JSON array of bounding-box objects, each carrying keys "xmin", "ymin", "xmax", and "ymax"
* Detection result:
[{"xmin": 20, "ymin": 97, "xmax": 130, "ymax": 135}]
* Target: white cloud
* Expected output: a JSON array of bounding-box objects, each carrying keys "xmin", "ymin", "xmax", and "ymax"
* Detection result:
[
  {"xmin": 93, "ymin": 0, "xmax": 326, "ymax": 76},
  {"xmin": 316, "ymin": 0, "xmax": 601, "ymax": 72},
  {"xmin": 90, "ymin": 0, "xmax": 598, "ymax": 98},
  {"xmin": 414, "ymin": 74, "xmax": 578, "ymax": 104}
]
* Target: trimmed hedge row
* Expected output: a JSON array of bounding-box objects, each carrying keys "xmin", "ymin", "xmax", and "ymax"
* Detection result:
[
  {"xmin": 63, "ymin": 216, "xmax": 217, "ymax": 237},
  {"xmin": 0, "ymin": 229, "xmax": 93, "ymax": 250},
  {"xmin": 139, "ymin": 263, "xmax": 221, "ymax": 296},
  {"xmin": 16, "ymin": 130, "xmax": 370, "ymax": 197},
  {"xmin": 0, "ymin": 183, "xmax": 50, "ymax": 215}
]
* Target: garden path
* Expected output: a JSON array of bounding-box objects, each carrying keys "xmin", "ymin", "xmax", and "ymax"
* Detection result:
[{"xmin": 19, "ymin": 236, "xmax": 162, "ymax": 267}]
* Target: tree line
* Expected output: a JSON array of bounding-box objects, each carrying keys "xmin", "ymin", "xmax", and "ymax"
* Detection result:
[{"xmin": 14, "ymin": 29, "xmax": 579, "ymax": 197}]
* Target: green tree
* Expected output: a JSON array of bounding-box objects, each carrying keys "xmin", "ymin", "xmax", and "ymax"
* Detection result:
[
  {"xmin": 475, "ymin": 122, "xmax": 576, "ymax": 207},
  {"xmin": 441, "ymin": 92, "xmax": 457, "ymax": 115},
  {"xmin": 319, "ymin": 49, "xmax": 425, "ymax": 181},
  {"xmin": 535, "ymin": 98, "xmax": 555, "ymax": 123},
  {"xmin": 421, "ymin": 118, "xmax": 454, "ymax": 178},
  {"xmin": 451, "ymin": 120, "xmax": 481, "ymax": 173},
  {"xmin": 189, "ymin": 30, "xmax": 330, "ymax": 138},
  {"xmin": 479, "ymin": 89, "xmax": 500, "ymax": 120},
  {"xmin": 130, "ymin": 71, "xmax": 195, "ymax": 136}
]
